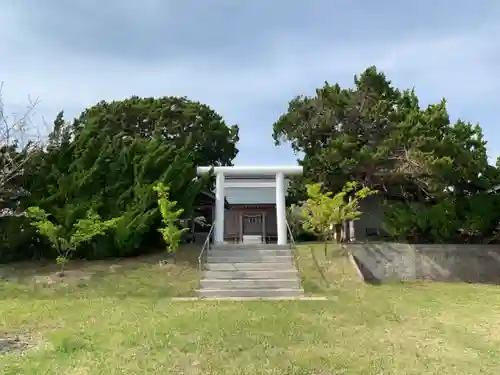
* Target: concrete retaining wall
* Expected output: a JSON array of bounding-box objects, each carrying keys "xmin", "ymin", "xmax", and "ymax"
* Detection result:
[{"xmin": 349, "ymin": 242, "xmax": 500, "ymax": 284}]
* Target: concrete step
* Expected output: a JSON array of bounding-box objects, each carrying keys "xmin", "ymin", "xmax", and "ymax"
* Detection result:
[
  {"xmin": 203, "ymin": 270, "xmax": 298, "ymax": 279},
  {"xmin": 198, "ymin": 288, "xmax": 304, "ymax": 298},
  {"xmin": 206, "ymin": 262, "xmax": 296, "ymax": 271},
  {"xmin": 188, "ymin": 297, "xmax": 324, "ymax": 301},
  {"xmin": 242, "ymin": 235, "xmax": 262, "ymax": 244},
  {"xmin": 212, "ymin": 244, "xmax": 291, "ymax": 251},
  {"xmin": 200, "ymin": 279, "xmax": 301, "ymax": 289},
  {"xmin": 209, "ymin": 249, "xmax": 292, "ymax": 257},
  {"xmin": 207, "ymin": 255, "xmax": 293, "ymax": 263},
  {"xmin": 348, "ymin": 243, "xmax": 412, "ymax": 252}
]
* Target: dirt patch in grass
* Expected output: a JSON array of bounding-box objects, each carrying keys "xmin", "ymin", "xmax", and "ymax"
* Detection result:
[
  {"xmin": 0, "ymin": 336, "xmax": 29, "ymax": 355},
  {"xmin": 0, "ymin": 332, "xmax": 40, "ymax": 356},
  {"xmin": 32, "ymin": 270, "xmax": 93, "ymax": 286}
]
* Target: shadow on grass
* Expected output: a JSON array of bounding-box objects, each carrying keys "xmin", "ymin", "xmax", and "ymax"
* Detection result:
[
  {"xmin": 295, "ymin": 242, "xmax": 369, "ymax": 296},
  {"xmin": 296, "ymin": 243, "xmax": 343, "ymax": 295},
  {"xmin": 309, "ymin": 245, "xmax": 330, "ymax": 287}
]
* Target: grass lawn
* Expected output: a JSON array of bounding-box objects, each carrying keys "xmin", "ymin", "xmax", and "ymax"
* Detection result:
[{"xmin": 1, "ymin": 243, "xmax": 500, "ymax": 374}]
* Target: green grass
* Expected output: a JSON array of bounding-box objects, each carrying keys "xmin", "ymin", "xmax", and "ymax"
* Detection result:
[
  {"xmin": 1, "ymin": 243, "xmax": 500, "ymax": 374},
  {"xmin": 294, "ymin": 242, "xmax": 363, "ymax": 295}
]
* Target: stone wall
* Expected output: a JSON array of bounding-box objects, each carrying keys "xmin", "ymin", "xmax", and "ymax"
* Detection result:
[{"xmin": 349, "ymin": 242, "xmax": 500, "ymax": 284}]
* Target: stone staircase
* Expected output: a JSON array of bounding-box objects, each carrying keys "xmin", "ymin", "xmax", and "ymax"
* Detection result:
[{"xmin": 198, "ymin": 243, "xmax": 304, "ymax": 299}]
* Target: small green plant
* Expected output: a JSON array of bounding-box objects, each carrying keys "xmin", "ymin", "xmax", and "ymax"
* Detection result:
[
  {"xmin": 297, "ymin": 182, "xmax": 376, "ymax": 254},
  {"xmin": 153, "ymin": 183, "xmax": 188, "ymax": 254},
  {"xmin": 26, "ymin": 207, "xmax": 121, "ymax": 273}
]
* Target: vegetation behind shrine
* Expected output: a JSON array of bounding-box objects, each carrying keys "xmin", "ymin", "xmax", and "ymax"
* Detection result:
[{"xmin": 2, "ymin": 66, "xmax": 500, "ymax": 263}]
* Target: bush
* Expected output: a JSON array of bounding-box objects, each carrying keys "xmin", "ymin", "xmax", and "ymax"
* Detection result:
[
  {"xmin": 0, "ymin": 216, "xmax": 51, "ymax": 262},
  {"xmin": 382, "ymin": 194, "xmax": 500, "ymax": 243}
]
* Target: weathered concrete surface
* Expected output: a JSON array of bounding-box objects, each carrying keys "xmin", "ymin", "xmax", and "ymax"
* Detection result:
[
  {"xmin": 349, "ymin": 242, "xmax": 500, "ymax": 284},
  {"xmin": 198, "ymin": 244, "xmax": 304, "ymax": 298}
]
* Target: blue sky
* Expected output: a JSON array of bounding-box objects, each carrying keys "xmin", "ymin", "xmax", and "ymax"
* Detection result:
[{"xmin": 1, "ymin": 0, "xmax": 499, "ymax": 165}]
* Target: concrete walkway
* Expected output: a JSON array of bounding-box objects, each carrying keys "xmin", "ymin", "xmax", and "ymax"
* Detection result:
[{"xmin": 172, "ymin": 296, "xmax": 330, "ymax": 301}]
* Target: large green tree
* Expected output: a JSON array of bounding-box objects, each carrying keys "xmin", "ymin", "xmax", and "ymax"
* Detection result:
[
  {"xmin": 25, "ymin": 119, "xmax": 206, "ymax": 258},
  {"xmin": 72, "ymin": 96, "xmax": 239, "ymax": 166},
  {"xmin": 273, "ymin": 66, "xmax": 500, "ymax": 243},
  {"xmin": 273, "ymin": 66, "xmax": 495, "ymax": 202},
  {"xmin": 20, "ymin": 96, "xmax": 238, "ymax": 259}
]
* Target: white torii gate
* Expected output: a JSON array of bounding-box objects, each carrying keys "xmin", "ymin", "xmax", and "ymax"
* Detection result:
[{"xmin": 196, "ymin": 166, "xmax": 303, "ymax": 245}]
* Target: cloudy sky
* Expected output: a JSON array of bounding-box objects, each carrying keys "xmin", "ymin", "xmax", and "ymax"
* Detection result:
[{"xmin": 1, "ymin": 0, "xmax": 499, "ymax": 165}]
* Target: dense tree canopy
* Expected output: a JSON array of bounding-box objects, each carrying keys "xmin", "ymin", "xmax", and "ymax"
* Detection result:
[
  {"xmin": 72, "ymin": 96, "xmax": 239, "ymax": 166},
  {"xmin": 26, "ymin": 121, "xmax": 202, "ymax": 257},
  {"xmin": 274, "ymin": 66, "xmax": 500, "ymax": 243},
  {"xmin": 0, "ymin": 96, "xmax": 239, "ymax": 261}
]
